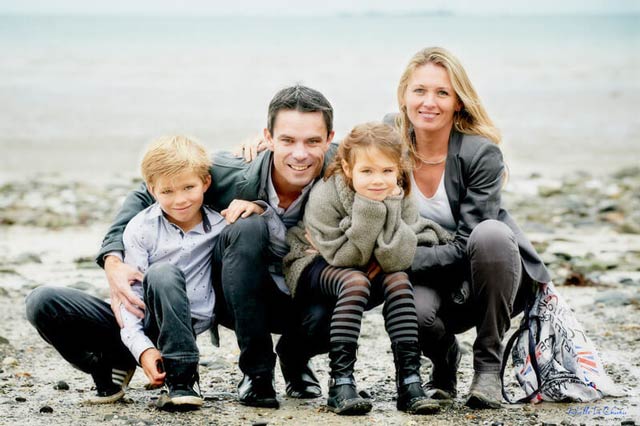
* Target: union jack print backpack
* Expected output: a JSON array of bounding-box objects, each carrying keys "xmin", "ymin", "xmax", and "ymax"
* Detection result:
[{"xmin": 500, "ymin": 282, "xmax": 621, "ymax": 403}]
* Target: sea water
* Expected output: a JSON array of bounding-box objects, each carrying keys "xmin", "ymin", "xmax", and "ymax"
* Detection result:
[{"xmin": 0, "ymin": 14, "xmax": 638, "ymax": 180}]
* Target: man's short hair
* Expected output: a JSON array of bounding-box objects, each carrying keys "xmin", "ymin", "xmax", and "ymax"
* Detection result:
[
  {"xmin": 141, "ymin": 135, "xmax": 210, "ymax": 187},
  {"xmin": 267, "ymin": 85, "xmax": 333, "ymax": 136}
]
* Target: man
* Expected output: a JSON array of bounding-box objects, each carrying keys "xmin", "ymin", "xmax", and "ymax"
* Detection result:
[{"xmin": 98, "ymin": 85, "xmax": 337, "ymax": 408}]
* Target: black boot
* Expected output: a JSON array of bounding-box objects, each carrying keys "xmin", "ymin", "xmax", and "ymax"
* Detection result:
[
  {"xmin": 423, "ymin": 334, "xmax": 460, "ymax": 401},
  {"xmin": 327, "ymin": 342, "xmax": 372, "ymax": 415},
  {"xmin": 279, "ymin": 358, "xmax": 322, "ymax": 398},
  {"xmin": 276, "ymin": 339, "xmax": 321, "ymax": 398},
  {"xmin": 237, "ymin": 372, "xmax": 279, "ymax": 408},
  {"xmin": 157, "ymin": 359, "xmax": 203, "ymax": 411},
  {"xmin": 392, "ymin": 341, "xmax": 440, "ymax": 415}
]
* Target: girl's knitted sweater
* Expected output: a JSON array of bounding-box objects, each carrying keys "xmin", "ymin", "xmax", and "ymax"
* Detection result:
[{"xmin": 284, "ymin": 174, "xmax": 452, "ymax": 297}]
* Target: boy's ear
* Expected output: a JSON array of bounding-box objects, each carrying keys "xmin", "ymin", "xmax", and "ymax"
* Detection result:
[
  {"xmin": 263, "ymin": 128, "xmax": 275, "ymax": 151},
  {"xmin": 202, "ymin": 175, "xmax": 211, "ymax": 192},
  {"xmin": 341, "ymin": 159, "xmax": 352, "ymax": 178}
]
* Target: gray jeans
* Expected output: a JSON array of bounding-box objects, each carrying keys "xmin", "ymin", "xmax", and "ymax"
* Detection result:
[{"xmin": 413, "ymin": 219, "xmax": 536, "ymax": 372}]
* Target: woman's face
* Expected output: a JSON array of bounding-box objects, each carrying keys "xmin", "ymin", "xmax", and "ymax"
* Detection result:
[{"xmin": 403, "ymin": 62, "xmax": 460, "ymax": 136}]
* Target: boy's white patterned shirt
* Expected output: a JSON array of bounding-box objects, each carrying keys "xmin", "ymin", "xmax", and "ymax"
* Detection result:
[{"xmin": 119, "ymin": 203, "xmax": 226, "ymax": 362}]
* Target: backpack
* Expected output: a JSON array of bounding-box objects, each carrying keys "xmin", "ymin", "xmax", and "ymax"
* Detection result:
[{"xmin": 500, "ymin": 282, "xmax": 621, "ymax": 403}]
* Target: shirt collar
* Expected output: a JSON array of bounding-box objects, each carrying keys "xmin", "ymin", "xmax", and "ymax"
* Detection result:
[
  {"xmin": 266, "ymin": 162, "xmax": 315, "ymax": 213},
  {"xmin": 148, "ymin": 203, "xmax": 211, "ymax": 234}
]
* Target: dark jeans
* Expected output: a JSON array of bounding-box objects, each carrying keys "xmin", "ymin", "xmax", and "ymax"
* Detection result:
[
  {"xmin": 25, "ymin": 286, "xmax": 137, "ymax": 374},
  {"xmin": 211, "ymin": 214, "xmax": 329, "ymax": 376},
  {"xmin": 25, "ymin": 262, "xmax": 199, "ymax": 373},
  {"xmin": 141, "ymin": 263, "xmax": 198, "ymax": 363},
  {"xmin": 412, "ymin": 219, "xmax": 536, "ymax": 372}
]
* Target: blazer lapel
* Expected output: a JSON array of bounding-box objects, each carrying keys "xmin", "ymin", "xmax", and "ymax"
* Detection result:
[{"xmin": 444, "ymin": 130, "xmax": 463, "ymax": 223}]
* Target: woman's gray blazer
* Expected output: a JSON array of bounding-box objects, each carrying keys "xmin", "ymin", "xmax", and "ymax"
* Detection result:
[{"xmin": 384, "ymin": 114, "xmax": 550, "ymax": 284}]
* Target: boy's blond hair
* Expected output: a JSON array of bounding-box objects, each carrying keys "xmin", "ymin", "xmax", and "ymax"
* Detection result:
[{"xmin": 141, "ymin": 136, "xmax": 211, "ymax": 187}]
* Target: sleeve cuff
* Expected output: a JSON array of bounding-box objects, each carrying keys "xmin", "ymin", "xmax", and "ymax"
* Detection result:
[{"xmin": 104, "ymin": 251, "xmax": 124, "ymax": 262}]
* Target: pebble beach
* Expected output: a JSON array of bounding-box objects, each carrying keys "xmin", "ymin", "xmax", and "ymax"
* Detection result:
[{"xmin": 1, "ymin": 166, "xmax": 639, "ymax": 425}]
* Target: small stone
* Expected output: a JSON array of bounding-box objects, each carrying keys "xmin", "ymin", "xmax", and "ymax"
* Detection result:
[
  {"xmin": 564, "ymin": 271, "xmax": 593, "ymax": 287},
  {"xmin": 612, "ymin": 166, "xmax": 640, "ymax": 179},
  {"xmin": 2, "ymin": 357, "xmax": 18, "ymax": 367},
  {"xmin": 601, "ymin": 211, "xmax": 625, "ymax": 225},
  {"xmin": 595, "ymin": 290, "xmax": 636, "ymax": 306},
  {"xmin": 538, "ymin": 183, "xmax": 563, "ymax": 197},
  {"xmin": 358, "ymin": 389, "xmax": 372, "ymax": 399},
  {"xmin": 53, "ymin": 380, "xmax": 69, "ymax": 390},
  {"xmin": 39, "ymin": 406, "xmax": 53, "ymax": 413},
  {"xmin": 0, "ymin": 336, "xmax": 9, "ymax": 345},
  {"xmin": 13, "ymin": 253, "xmax": 42, "ymax": 264},
  {"xmin": 15, "ymin": 397, "xmax": 26, "ymax": 402}
]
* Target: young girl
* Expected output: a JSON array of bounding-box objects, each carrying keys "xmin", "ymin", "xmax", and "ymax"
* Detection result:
[{"xmin": 284, "ymin": 122, "xmax": 451, "ymax": 415}]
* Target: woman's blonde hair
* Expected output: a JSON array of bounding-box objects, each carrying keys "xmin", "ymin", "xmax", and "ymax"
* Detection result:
[
  {"xmin": 396, "ymin": 47, "xmax": 501, "ymax": 159},
  {"xmin": 141, "ymin": 135, "xmax": 211, "ymax": 188},
  {"xmin": 325, "ymin": 122, "xmax": 412, "ymax": 195}
]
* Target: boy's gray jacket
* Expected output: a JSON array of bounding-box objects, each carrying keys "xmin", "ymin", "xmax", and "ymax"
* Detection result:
[
  {"xmin": 284, "ymin": 174, "xmax": 452, "ymax": 297},
  {"xmin": 96, "ymin": 146, "xmax": 338, "ymax": 267}
]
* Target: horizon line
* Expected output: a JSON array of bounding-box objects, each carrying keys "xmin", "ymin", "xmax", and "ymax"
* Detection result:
[{"xmin": 0, "ymin": 11, "xmax": 638, "ymax": 18}]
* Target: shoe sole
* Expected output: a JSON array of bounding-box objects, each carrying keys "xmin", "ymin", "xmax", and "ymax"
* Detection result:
[
  {"xmin": 329, "ymin": 400, "xmax": 372, "ymax": 416},
  {"xmin": 424, "ymin": 387, "xmax": 455, "ymax": 400},
  {"xmin": 86, "ymin": 368, "xmax": 135, "ymax": 404},
  {"xmin": 403, "ymin": 400, "xmax": 441, "ymax": 415},
  {"xmin": 86, "ymin": 388, "xmax": 125, "ymax": 404},
  {"xmin": 156, "ymin": 393, "xmax": 203, "ymax": 411},
  {"xmin": 286, "ymin": 388, "xmax": 322, "ymax": 399},
  {"xmin": 239, "ymin": 398, "xmax": 280, "ymax": 409},
  {"xmin": 423, "ymin": 389, "xmax": 455, "ymax": 408},
  {"xmin": 465, "ymin": 393, "xmax": 503, "ymax": 409}
]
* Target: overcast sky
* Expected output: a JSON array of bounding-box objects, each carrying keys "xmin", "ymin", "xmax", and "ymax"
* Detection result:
[{"xmin": 0, "ymin": 0, "xmax": 637, "ymax": 16}]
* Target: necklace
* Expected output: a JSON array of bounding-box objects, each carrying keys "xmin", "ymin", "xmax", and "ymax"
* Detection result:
[{"xmin": 413, "ymin": 151, "xmax": 447, "ymax": 165}]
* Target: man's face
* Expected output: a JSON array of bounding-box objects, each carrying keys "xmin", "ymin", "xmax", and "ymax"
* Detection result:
[{"xmin": 264, "ymin": 110, "xmax": 334, "ymax": 195}]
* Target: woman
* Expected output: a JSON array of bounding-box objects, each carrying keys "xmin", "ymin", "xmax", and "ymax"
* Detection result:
[{"xmin": 388, "ymin": 47, "xmax": 550, "ymax": 409}]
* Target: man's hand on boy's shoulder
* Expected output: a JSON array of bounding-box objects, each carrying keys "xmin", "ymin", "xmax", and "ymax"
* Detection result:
[
  {"xmin": 232, "ymin": 133, "xmax": 267, "ymax": 163},
  {"xmin": 104, "ymin": 256, "xmax": 145, "ymax": 327},
  {"xmin": 221, "ymin": 199, "xmax": 265, "ymax": 224}
]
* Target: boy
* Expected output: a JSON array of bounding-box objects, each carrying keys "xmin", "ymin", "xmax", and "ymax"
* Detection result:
[{"xmin": 118, "ymin": 135, "xmax": 227, "ymax": 410}]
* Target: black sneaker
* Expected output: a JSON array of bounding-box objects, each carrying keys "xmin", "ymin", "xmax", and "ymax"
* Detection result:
[
  {"xmin": 156, "ymin": 379, "xmax": 203, "ymax": 411},
  {"xmin": 156, "ymin": 360, "xmax": 203, "ymax": 411},
  {"xmin": 87, "ymin": 366, "xmax": 135, "ymax": 404}
]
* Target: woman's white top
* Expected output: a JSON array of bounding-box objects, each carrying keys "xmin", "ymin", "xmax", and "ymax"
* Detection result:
[{"xmin": 410, "ymin": 171, "xmax": 457, "ymax": 233}]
